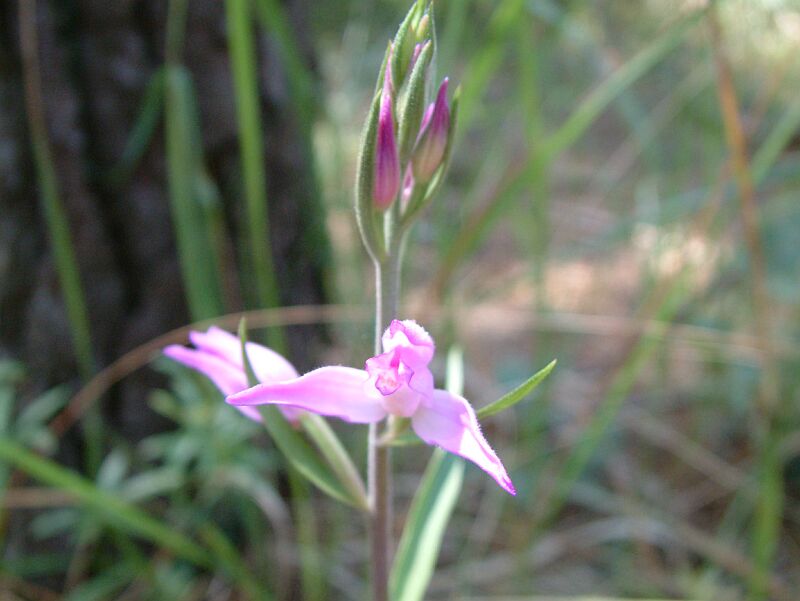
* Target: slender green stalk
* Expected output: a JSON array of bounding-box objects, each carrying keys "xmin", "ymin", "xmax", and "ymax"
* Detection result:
[
  {"xmin": 369, "ymin": 224, "xmax": 403, "ymax": 601},
  {"xmin": 164, "ymin": 66, "xmax": 225, "ymax": 320},
  {"xmin": 707, "ymin": 11, "xmax": 781, "ymax": 599},
  {"xmin": 107, "ymin": 69, "xmax": 165, "ymax": 188},
  {"xmin": 164, "ymin": 0, "xmax": 225, "ymax": 320},
  {"xmin": 165, "ymin": 0, "xmax": 188, "ymax": 63},
  {"xmin": 19, "ymin": 0, "xmax": 95, "ymax": 381},
  {"xmin": 225, "ymin": 0, "xmax": 285, "ymax": 351},
  {"xmin": 18, "ymin": 0, "xmax": 101, "ymax": 475}
]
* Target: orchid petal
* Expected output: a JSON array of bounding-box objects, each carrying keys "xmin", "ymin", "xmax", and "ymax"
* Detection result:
[
  {"xmin": 411, "ymin": 389, "xmax": 516, "ymax": 495},
  {"xmin": 227, "ymin": 366, "xmax": 387, "ymax": 424},
  {"xmin": 164, "ymin": 345, "xmax": 264, "ymax": 422},
  {"xmin": 163, "ymin": 345, "xmax": 246, "ymax": 396},
  {"xmin": 190, "ymin": 326, "xmax": 298, "ymax": 382}
]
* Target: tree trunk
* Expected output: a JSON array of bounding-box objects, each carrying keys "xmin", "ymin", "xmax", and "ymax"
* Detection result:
[{"xmin": 0, "ymin": 0, "xmax": 328, "ymax": 439}]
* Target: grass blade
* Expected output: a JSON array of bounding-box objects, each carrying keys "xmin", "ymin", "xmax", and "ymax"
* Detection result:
[
  {"xmin": 199, "ymin": 522, "xmax": 272, "ymax": 600},
  {"xmin": 252, "ymin": 0, "xmax": 316, "ymax": 127},
  {"xmin": 19, "ymin": 0, "xmax": 95, "ymax": 380},
  {"xmin": 258, "ymin": 407, "xmax": 362, "ymax": 507},
  {"xmin": 225, "ymin": 0, "xmax": 284, "ymax": 351},
  {"xmin": 106, "ymin": 68, "xmax": 165, "ymax": 188},
  {"xmin": 433, "ymin": 8, "xmax": 706, "ymax": 297},
  {"xmin": 751, "ymin": 96, "xmax": 800, "ymax": 186},
  {"xmin": 300, "ymin": 413, "xmax": 369, "ymax": 511},
  {"xmin": 164, "ymin": 66, "xmax": 225, "ymax": 320},
  {"xmin": 0, "ymin": 438, "xmax": 211, "ymax": 567}
]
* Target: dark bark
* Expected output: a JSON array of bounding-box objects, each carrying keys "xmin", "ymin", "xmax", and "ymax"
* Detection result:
[{"xmin": 0, "ymin": 0, "xmax": 329, "ymax": 438}]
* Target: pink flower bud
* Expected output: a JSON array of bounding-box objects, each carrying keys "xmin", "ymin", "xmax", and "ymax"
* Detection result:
[
  {"xmin": 412, "ymin": 78, "xmax": 450, "ymax": 183},
  {"xmin": 409, "ymin": 42, "xmax": 424, "ymax": 72},
  {"xmin": 373, "ymin": 62, "xmax": 401, "ymax": 210}
]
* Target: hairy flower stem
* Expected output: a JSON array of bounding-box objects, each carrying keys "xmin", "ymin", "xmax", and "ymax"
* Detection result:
[{"xmin": 369, "ymin": 209, "xmax": 403, "ymax": 601}]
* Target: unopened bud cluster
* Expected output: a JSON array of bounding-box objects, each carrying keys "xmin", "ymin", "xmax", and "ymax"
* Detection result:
[{"xmin": 355, "ymin": 1, "xmax": 457, "ymax": 260}]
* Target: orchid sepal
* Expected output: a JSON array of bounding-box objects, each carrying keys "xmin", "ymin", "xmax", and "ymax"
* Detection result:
[
  {"xmin": 355, "ymin": 85, "xmax": 388, "ymax": 260},
  {"xmin": 403, "ymin": 86, "xmax": 459, "ymax": 227},
  {"xmin": 373, "ymin": 59, "xmax": 401, "ymax": 211},
  {"xmin": 391, "ymin": 0, "xmax": 428, "ymax": 88},
  {"xmin": 396, "ymin": 41, "xmax": 433, "ymax": 166}
]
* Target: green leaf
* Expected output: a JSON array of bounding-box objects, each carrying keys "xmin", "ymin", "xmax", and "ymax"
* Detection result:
[
  {"xmin": 258, "ymin": 406, "xmax": 361, "ymax": 507},
  {"xmin": 389, "ymin": 346, "xmax": 465, "ymax": 601},
  {"xmin": 199, "ymin": 522, "xmax": 273, "ymax": 600},
  {"xmin": 477, "ymin": 359, "xmax": 556, "ymax": 420},
  {"xmin": 299, "ymin": 413, "xmax": 369, "ymax": 511},
  {"xmin": 389, "ymin": 450, "xmax": 463, "ymax": 601}
]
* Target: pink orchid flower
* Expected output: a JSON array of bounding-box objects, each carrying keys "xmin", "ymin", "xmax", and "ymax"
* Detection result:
[
  {"xmin": 227, "ymin": 319, "xmax": 516, "ymax": 495},
  {"xmin": 163, "ymin": 326, "xmax": 303, "ymax": 423}
]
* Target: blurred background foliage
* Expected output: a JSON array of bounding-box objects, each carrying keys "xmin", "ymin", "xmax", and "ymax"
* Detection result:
[{"xmin": 1, "ymin": 0, "xmax": 800, "ymax": 599}]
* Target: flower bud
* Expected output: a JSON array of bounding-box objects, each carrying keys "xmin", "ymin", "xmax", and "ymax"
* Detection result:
[
  {"xmin": 373, "ymin": 61, "xmax": 400, "ymax": 210},
  {"xmin": 415, "ymin": 14, "xmax": 431, "ymax": 43},
  {"xmin": 411, "ymin": 78, "xmax": 450, "ymax": 183},
  {"xmin": 408, "ymin": 42, "xmax": 424, "ymax": 73}
]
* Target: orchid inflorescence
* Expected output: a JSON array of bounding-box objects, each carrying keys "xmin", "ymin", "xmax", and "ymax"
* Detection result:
[{"xmin": 163, "ymin": 2, "xmax": 552, "ymax": 599}]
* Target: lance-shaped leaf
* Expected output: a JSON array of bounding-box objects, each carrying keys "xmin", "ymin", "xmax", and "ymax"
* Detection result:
[
  {"xmin": 477, "ymin": 359, "xmax": 556, "ymax": 420},
  {"xmin": 389, "ymin": 346, "xmax": 465, "ymax": 601}
]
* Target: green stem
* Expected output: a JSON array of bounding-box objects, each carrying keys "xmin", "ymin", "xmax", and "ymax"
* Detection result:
[{"xmin": 369, "ymin": 225, "xmax": 402, "ymax": 601}]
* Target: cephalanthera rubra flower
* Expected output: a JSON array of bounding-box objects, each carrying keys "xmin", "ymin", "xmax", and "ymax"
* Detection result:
[{"xmin": 227, "ymin": 319, "xmax": 515, "ymax": 495}]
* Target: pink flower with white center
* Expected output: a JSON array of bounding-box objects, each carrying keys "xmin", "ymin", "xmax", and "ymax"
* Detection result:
[
  {"xmin": 227, "ymin": 319, "xmax": 516, "ymax": 495},
  {"xmin": 163, "ymin": 326, "xmax": 303, "ymax": 423}
]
